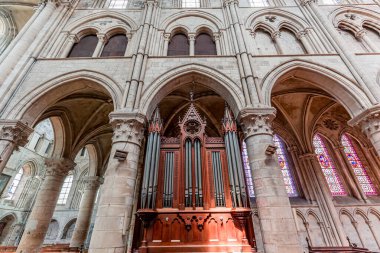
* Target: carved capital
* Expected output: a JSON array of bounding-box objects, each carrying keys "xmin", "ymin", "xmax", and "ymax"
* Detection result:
[
  {"xmin": 188, "ymin": 33, "xmax": 196, "ymax": 41},
  {"xmin": 109, "ymin": 112, "xmax": 146, "ymax": 146},
  {"xmin": 238, "ymin": 107, "xmax": 276, "ymax": 139},
  {"xmin": 163, "ymin": 33, "xmax": 171, "ymax": 41},
  {"xmin": 299, "ymin": 0, "xmax": 317, "ymax": 6},
  {"xmin": 83, "ymin": 176, "xmax": 103, "ymax": 190},
  {"xmin": 45, "ymin": 158, "xmax": 76, "ymax": 177},
  {"xmin": 0, "ymin": 121, "xmax": 33, "ymax": 148},
  {"xmin": 349, "ymin": 109, "xmax": 380, "ymax": 139}
]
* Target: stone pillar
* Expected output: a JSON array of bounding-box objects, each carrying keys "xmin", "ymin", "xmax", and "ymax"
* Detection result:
[
  {"xmin": 70, "ymin": 176, "xmax": 102, "ymax": 248},
  {"xmin": 296, "ymin": 30, "xmax": 315, "ymax": 54},
  {"xmin": 89, "ymin": 112, "xmax": 145, "ymax": 253},
  {"xmin": 238, "ymin": 108, "xmax": 302, "ymax": 253},
  {"xmin": 0, "ymin": 1, "xmax": 58, "ymax": 84},
  {"xmin": 189, "ymin": 33, "xmax": 195, "ymax": 56},
  {"xmin": 93, "ymin": 34, "xmax": 107, "ymax": 57},
  {"xmin": 163, "ymin": 33, "xmax": 170, "ymax": 56},
  {"xmin": 17, "ymin": 158, "xmax": 75, "ymax": 253},
  {"xmin": 356, "ymin": 29, "xmax": 380, "ymax": 52},
  {"xmin": 61, "ymin": 34, "xmax": 78, "ymax": 58},
  {"xmin": 0, "ymin": 121, "xmax": 32, "ymax": 173},
  {"xmin": 272, "ymin": 31, "xmax": 284, "ymax": 54},
  {"xmin": 213, "ymin": 33, "xmax": 221, "ymax": 55}
]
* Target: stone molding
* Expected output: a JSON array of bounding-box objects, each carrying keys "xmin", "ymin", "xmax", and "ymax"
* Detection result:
[
  {"xmin": 0, "ymin": 120, "xmax": 33, "ymax": 148},
  {"xmin": 348, "ymin": 107, "xmax": 380, "ymax": 139},
  {"xmin": 238, "ymin": 107, "xmax": 276, "ymax": 139},
  {"xmin": 83, "ymin": 176, "xmax": 103, "ymax": 190},
  {"xmin": 45, "ymin": 158, "xmax": 76, "ymax": 177},
  {"xmin": 109, "ymin": 111, "xmax": 146, "ymax": 146}
]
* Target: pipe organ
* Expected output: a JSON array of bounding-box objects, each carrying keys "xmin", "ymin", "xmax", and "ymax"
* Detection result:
[{"xmin": 136, "ymin": 102, "xmax": 256, "ymax": 252}]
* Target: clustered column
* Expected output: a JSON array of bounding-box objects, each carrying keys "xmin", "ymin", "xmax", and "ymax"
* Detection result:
[
  {"xmin": 359, "ymin": 112, "xmax": 380, "ymax": 156},
  {"xmin": 89, "ymin": 112, "xmax": 145, "ymax": 253},
  {"xmin": 70, "ymin": 176, "xmax": 103, "ymax": 248},
  {"xmin": 239, "ymin": 107, "xmax": 302, "ymax": 253},
  {"xmin": 0, "ymin": 121, "xmax": 32, "ymax": 173},
  {"xmin": 17, "ymin": 158, "xmax": 76, "ymax": 253}
]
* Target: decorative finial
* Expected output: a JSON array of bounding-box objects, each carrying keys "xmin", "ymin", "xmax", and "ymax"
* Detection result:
[{"xmin": 190, "ymin": 91, "xmax": 194, "ymax": 102}]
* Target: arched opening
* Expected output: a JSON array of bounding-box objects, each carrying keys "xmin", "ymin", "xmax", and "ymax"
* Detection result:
[
  {"xmin": 0, "ymin": 215, "xmax": 16, "ymax": 245},
  {"xmin": 168, "ymin": 33, "xmax": 189, "ymax": 56},
  {"xmin": 278, "ymin": 28, "xmax": 306, "ymax": 54},
  {"xmin": 100, "ymin": 34, "xmax": 128, "ymax": 57},
  {"xmin": 68, "ymin": 34, "xmax": 98, "ymax": 57},
  {"xmin": 61, "ymin": 219, "xmax": 76, "ymax": 240},
  {"xmin": 253, "ymin": 28, "xmax": 278, "ymax": 55},
  {"xmin": 194, "ymin": 33, "xmax": 216, "ymax": 55},
  {"xmin": 134, "ymin": 77, "xmax": 255, "ymax": 252},
  {"xmin": 269, "ymin": 65, "xmax": 379, "ymax": 201},
  {"xmin": 44, "ymin": 220, "xmax": 59, "ymax": 242}
]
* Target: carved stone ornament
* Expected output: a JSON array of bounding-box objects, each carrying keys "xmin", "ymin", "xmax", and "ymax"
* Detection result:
[
  {"xmin": 238, "ymin": 107, "xmax": 276, "ymax": 139},
  {"xmin": 0, "ymin": 121, "xmax": 33, "ymax": 148},
  {"xmin": 84, "ymin": 176, "xmax": 103, "ymax": 190},
  {"xmin": 360, "ymin": 113, "xmax": 380, "ymax": 138},
  {"xmin": 45, "ymin": 158, "xmax": 76, "ymax": 177},
  {"xmin": 109, "ymin": 112, "xmax": 146, "ymax": 146},
  {"xmin": 323, "ymin": 119, "xmax": 339, "ymax": 130}
]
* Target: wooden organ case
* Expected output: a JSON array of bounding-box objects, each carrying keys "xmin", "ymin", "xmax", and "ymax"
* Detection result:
[{"xmin": 136, "ymin": 102, "xmax": 256, "ymax": 253}]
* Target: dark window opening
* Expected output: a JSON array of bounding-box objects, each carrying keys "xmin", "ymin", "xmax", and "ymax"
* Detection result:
[
  {"xmin": 168, "ymin": 33, "xmax": 189, "ymax": 56},
  {"xmin": 101, "ymin": 34, "xmax": 128, "ymax": 57},
  {"xmin": 68, "ymin": 35, "xmax": 98, "ymax": 58},
  {"xmin": 195, "ymin": 33, "xmax": 217, "ymax": 55}
]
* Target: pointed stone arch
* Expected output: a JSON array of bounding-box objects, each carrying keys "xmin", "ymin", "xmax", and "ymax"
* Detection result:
[
  {"xmin": 140, "ymin": 64, "xmax": 245, "ymax": 119},
  {"xmin": 261, "ymin": 60, "xmax": 371, "ymax": 118}
]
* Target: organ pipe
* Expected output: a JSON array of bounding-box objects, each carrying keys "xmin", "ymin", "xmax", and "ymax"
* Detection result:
[{"xmin": 141, "ymin": 108, "xmax": 162, "ymax": 209}]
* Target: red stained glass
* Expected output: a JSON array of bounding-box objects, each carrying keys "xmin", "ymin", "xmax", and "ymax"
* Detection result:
[
  {"xmin": 313, "ymin": 134, "xmax": 346, "ymax": 196},
  {"xmin": 341, "ymin": 134, "xmax": 377, "ymax": 195}
]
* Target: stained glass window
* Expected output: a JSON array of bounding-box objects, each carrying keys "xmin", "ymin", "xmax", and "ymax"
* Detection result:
[
  {"xmin": 6, "ymin": 168, "xmax": 23, "ymax": 200},
  {"xmin": 273, "ymin": 135, "xmax": 298, "ymax": 197},
  {"xmin": 341, "ymin": 134, "xmax": 377, "ymax": 195},
  {"xmin": 313, "ymin": 134, "xmax": 346, "ymax": 196},
  {"xmin": 242, "ymin": 141, "xmax": 255, "ymax": 198},
  {"xmin": 57, "ymin": 175, "xmax": 73, "ymax": 205}
]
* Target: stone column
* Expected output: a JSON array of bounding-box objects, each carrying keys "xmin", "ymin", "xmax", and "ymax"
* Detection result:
[
  {"xmin": 356, "ymin": 29, "xmax": 380, "ymax": 52},
  {"xmin": 189, "ymin": 33, "xmax": 195, "ymax": 56},
  {"xmin": 17, "ymin": 158, "xmax": 75, "ymax": 253},
  {"xmin": 89, "ymin": 112, "xmax": 145, "ymax": 253},
  {"xmin": 296, "ymin": 30, "xmax": 315, "ymax": 54},
  {"xmin": 61, "ymin": 34, "xmax": 78, "ymax": 58},
  {"xmin": 272, "ymin": 31, "xmax": 284, "ymax": 54},
  {"xmin": 163, "ymin": 33, "xmax": 170, "ymax": 56},
  {"xmin": 213, "ymin": 33, "xmax": 221, "ymax": 55},
  {"xmin": 0, "ymin": 121, "xmax": 32, "ymax": 173},
  {"xmin": 0, "ymin": 0, "xmax": 58, "ymax": 84},
  {"xmin": 239, "ymin": 108, "xmax": 302, "ymax": 253},
  {"xmin": 70, "ymin": 176, "xmax": 103, "ymax": 248},
  {"xmin": 93, "ymin": 34, "xmax": 107, "ymax": 57}
]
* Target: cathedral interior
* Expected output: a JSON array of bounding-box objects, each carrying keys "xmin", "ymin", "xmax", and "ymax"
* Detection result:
[{"xmin": 0, "ymin": 0, "xmax": 380, "ymax": 252}]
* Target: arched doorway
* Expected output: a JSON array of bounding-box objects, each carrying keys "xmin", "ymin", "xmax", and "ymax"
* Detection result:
[{"xmin": 134, "ymin": 83, "xmax": 255, "ymax": 252}]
